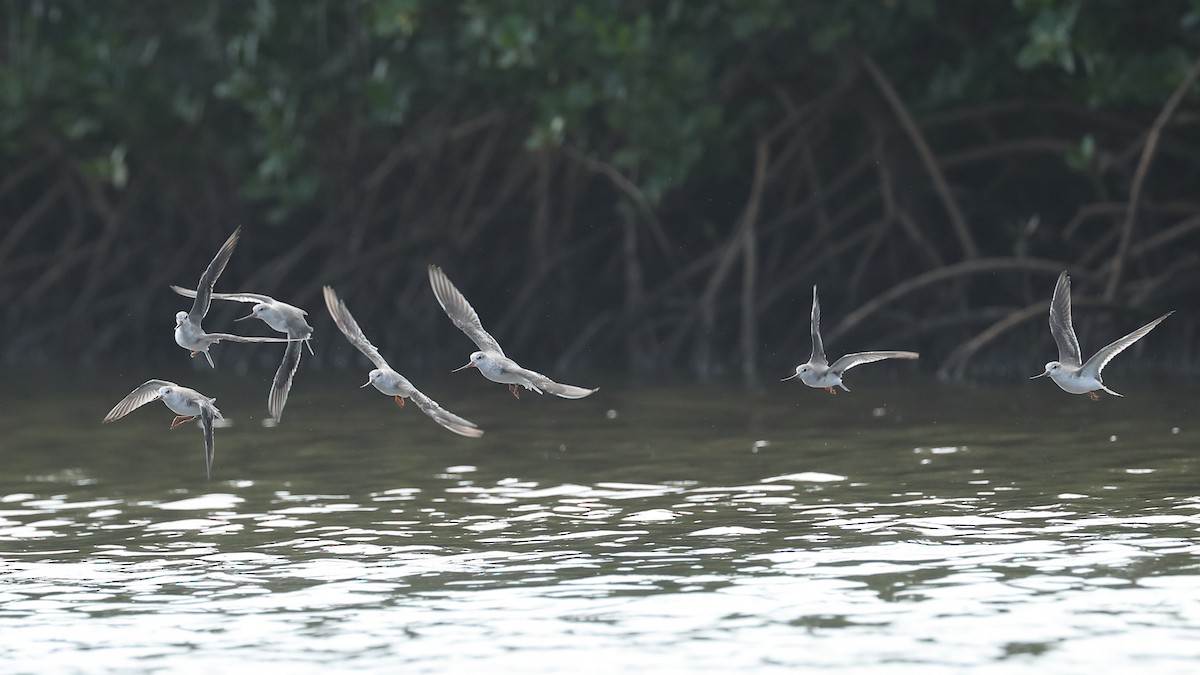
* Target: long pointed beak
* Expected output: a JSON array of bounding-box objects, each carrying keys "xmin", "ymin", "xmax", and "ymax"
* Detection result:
[
  {"xmin": 234, "ymin": 314, "xmax": 255, "ymax": 322},
  {"xmin": 451, "ymin": 362, "xmax": 474, "ymax": 372},
  {"xmin": 781, "ymin": 373, "xmax": 799, "ymax": 382},
  {"xmin": 1030, "ymin": 372, "xmax": 1048, "ymax": 380},
  {"xmin": 360, "ymin": 379, "xmax": 373, "ymax": 388}
]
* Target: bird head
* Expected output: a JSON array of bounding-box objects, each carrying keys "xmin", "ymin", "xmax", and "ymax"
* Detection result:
[
  {"xmin": 362, "ymin": 369, "xmax": 383, "ymax": 388},
  {"xmin": 781, "ymin": 364, "xmax": 810, "ymax": 382},
  {"xmin": 453, "ymin": 352, "xmax": 486, "ymax": 372},
  {"xmin": 1031, "ymin": 361, "xmax": 1061, "ymax": 379},
  {"xmin": 235, "ymin": 305, "xmax": 265, "ymax": 322}
]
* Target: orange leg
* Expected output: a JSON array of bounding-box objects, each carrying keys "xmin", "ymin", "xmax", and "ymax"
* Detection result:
[
  {"xmin": 508, "ymin": 384, "xmax": 520, "ymax": 399},
  {"xmin": 825, "ymin": 387, "xmax": 837, "ymax": 395},
  {"xmin": 189, "ymin": 351, "xmax": 198, "ymax": 359},
  {"xmin": 1088, "ymin": 391, "xmax": 1099, "ymax": 401},
  {"xmin": 394, "ymin": 395, "xmax": 406, "ymax": 408},
  {"xmin": 170, "ymin": 415, "xmax": 196, "ymax": 429}
]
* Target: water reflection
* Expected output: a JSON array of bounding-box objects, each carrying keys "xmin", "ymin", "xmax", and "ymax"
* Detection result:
[{"xmin": 0, "ymin": 377, "xmax": 1198, "ymax": 671}]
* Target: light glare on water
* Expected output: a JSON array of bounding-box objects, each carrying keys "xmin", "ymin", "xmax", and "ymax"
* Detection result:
[{"xmin": 1, "ymin": 375, "xmax": 1199, "ymax": 672}]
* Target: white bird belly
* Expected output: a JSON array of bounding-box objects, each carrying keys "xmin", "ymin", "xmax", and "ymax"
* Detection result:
[
  {"xmin": 477, "ymin": 358, "xmax": 529, "ymax": 386},
  {"xmin": 481, "ymin": 369, "xmax": 526, "ymax": 386},
  {"xmin": 1051, "ymin": 372, "xmax": 1101, "ymax": 394},
  {"xmin": 800, "ymin": 371, "xmax": 840, "ymax": 389},
  {"xmin": 174, "ymin": 323, "xmax": 206, "ymax": 350},
  {"xmin": 371, "ymin": 371, "xmax": 412, "ymax": 397},
  {"xmin": 161, "ymin": 392, "xmax": 203, "ymax": 417},
  {"xmin": 257, "ymin": 308, "xmax": 292, "ymax": 334}
]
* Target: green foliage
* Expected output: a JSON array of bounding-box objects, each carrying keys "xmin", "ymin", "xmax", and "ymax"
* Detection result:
[
  {"xmin": 454, "ymin": 1, "xmax": 769, "ymax": 202},
  {"xmin": 1064, "ymin": 133, "xmax": 1096, "ymax": 173},
  {"xmin": 3, "ymin": 0, "xmax": 1199, "ymax": 371},
  {"xmin": 806, "ymin": 0, "xmax": 937, "ymax": 54},
  {"xmin": 1, "ymin": 0, "xmax": 1196, "ymax": 217},
  {"xmin": 1015, "ymin": 0, "xmax": 1082, "ymax": 73},
  {"xmin": 1013, "ymin": 0, "xmax": 1197, "ymax": 106}
]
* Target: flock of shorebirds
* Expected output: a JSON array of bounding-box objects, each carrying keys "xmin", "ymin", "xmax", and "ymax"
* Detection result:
[
  {"xmin": 102, "ymin": 228, "xmax": 1174, "ymax": 479},
  {"xmin": 102, "ymin": 228, "xmax": 599, "ymax": 478}
]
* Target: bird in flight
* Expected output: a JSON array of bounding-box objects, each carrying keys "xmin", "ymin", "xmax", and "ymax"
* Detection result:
[
  {"xmin": 1031, "ymin": 270, "xmax": 1172, "ymax": 399},
  {"xmin": 172, "ymin": 228, "xmax": 295, "ymax": 368},
  {"xmin": 172, "ymin": 286, "xmax": 312, "ymax": 423},
  {"xmin": 428, "ymin": 264, "xmax": 597, "ymax": 400},
  {"xmin": 783, "ymin": 285, "xmax": 919, "ymax": 394},
  {"xmin": 322, "ymin": 285, "xmax": 484, "ymax": 437},
  {"xmin": 102, "ymin": 379, "xmax": 224, "ymax": 479}
]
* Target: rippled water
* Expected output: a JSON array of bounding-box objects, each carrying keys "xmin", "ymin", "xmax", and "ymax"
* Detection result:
[{"xmin": 2, "ymin": 373, "xmax": 1198, "ymax": 672}]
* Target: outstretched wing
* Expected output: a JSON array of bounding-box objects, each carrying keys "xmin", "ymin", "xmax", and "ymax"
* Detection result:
[
  {"xmin": 102, "ymin": 379, "xmax": 174, "ymax": 422},
  {"xmin": 206, "ymin": 333, "xmax": 295, "ymax": 344},
  {"xmin": 1080, "ymin": 311, "xmax": 1173, "ymax": 380},
  {"xmin": 172, "ymin": 285, "xmax": 275, "ymax": 306},
  {"xmin": 268, "ymin": 339, "xmax": 304, "ymax": 423},
  {"xmin": 810, "ymin": 285, "xmax": 827, "ymax": 366},
  {"xmin": 1049, "ymin": 271, "xmax": 1083, "ymax": 367},
  {"xmin": 407, "ymin": 387, "xmax": 485, "ymax": 438},
  {"xmin": 511, "ymin": 366, "xmax": 598, "ymax": 399},
  {"xmin": 175, "ymin": 285, "xmax": 312, "ymax": 347},
  {"xmin": 829, "ymin": 351, "xmax": 919, "ymax": 376},
  {"xmin": 188, "ymin": 228, "xmax": 240, "ymax": 325},
  {"xmin": 200, "ymin": 407, "xmax": 216, "ymax": 480},
  {"xmin": 428, "ymin": 265, "xmax": 506, "ymax": 356},
  {"xmin": 321, "ymin": 286, "xmax": 390, "ymax": 371}
]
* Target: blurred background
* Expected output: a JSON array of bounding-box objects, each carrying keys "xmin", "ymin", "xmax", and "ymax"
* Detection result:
[{"xmin": 2, "ymin": 0, "xmax": 1198, "ymax": 383}]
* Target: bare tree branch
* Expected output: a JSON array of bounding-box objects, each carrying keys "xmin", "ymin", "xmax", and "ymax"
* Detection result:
[
  {"xmin": 859, "ymin": 53, "xmax": 979, "ymax": 261},
  {"xmin": 1105, "ymin": 55, "xmax": 1200, "ymax": 299}
]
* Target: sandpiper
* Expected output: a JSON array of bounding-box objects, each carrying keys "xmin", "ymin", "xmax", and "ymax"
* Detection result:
[
  {"xmin": 102, "ymin": 379, "xmax": 223, "ymax": 479},
  {"xmin": 783, "ymin": 285, "xmax": 919, "ymax": 393},
  {"xmin": 322, "ymin": 285, "xmax": 483, "ymax": 437},
  {"xmin": 1031, "ymin": 270, "xmax": 1173, "ymax": 399},
  {"xmin": 172, "ymin": 228, "xmax": 294, "ymax": 367},
  {"xmin": 172, "ymin": 286, "xmax": 312, "ymax": 422},
  {"xmin": 428, "ymin": 264, "xmax": 597, "ymax": 399}
]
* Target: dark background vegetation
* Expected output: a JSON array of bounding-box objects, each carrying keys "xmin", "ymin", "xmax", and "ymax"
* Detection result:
[{"xmin": 3, "ymin": 0, "xmax": 1200, "ymax": 384}]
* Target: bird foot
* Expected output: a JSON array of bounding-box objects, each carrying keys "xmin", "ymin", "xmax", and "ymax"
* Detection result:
[
  {"xmin": 394, "ymin": 395, "xmax": 406, "ymax": 408},
  {"xmin": 1088, "ymin": 391, "xmax": 1099, "ymax": 401},
  {"xmin": 508, "ymin": 384, "xmax": 520, "ymax": 399},
  {"xmin": 825, "ymin": 387, "xmax": 837, "ymax": 395},
  {"xmin": 189, "ymin": 351, "xmax": 198, "ymax": 359},
  {"xmin": 170, "ymin": 415, "xmax": 196, "ymax": 429}
]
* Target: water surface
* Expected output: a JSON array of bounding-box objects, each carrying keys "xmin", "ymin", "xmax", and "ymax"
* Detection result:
[{"xmin": 1, "ymin": 374, "xmax": 1198, "ymax": 672}]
